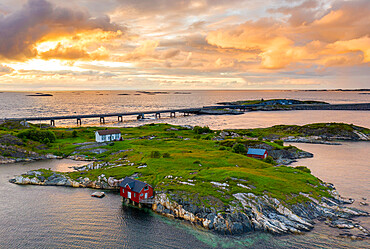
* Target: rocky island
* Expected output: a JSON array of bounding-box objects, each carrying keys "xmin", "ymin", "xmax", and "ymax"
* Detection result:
[{"xmin": 1, "ymin": 121, "xmax": 369, "ymax": 239}]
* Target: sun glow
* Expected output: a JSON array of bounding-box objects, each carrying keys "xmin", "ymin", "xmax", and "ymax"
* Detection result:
[{"xmin": 7, "ymin": 59, "xmax": 84, "ymax": 72}]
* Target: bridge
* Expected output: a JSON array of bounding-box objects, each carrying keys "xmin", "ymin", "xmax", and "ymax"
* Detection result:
[
  {"xmin": 3, "ymin": 107, "xmax": 203, "ymax": 126},
  {"xmin": 3, "ymin": 103, "xmax": 369, "ymax": 126}
]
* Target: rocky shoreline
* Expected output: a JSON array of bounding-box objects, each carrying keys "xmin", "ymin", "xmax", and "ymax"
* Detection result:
[{"xmin": 9, "ymin": 172, "xmax": 369, "ymax": 239}]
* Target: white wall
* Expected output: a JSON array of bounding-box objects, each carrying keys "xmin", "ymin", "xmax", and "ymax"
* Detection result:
[{"xmin": 95, "ymin": 132, "xmax": 121, "ymax": 142}]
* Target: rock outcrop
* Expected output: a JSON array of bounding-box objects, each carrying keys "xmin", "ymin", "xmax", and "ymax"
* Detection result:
[
  {"xmin": 9, "ymin": 173, "xmax": 121, "ymax": 190},
  {"xmin": 152, "ymin": 192, "xmax": 369, "ymax": 237}
]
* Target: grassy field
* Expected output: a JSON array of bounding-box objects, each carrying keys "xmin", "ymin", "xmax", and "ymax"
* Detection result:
[{"xmin": 0, "ymin": 122, "xmax": 334, "ymax": 207}]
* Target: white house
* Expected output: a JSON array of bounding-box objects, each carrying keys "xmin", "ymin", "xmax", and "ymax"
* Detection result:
[{"xmin": 95, "ymin": 129, "xmax": 121, "ymax": 142}]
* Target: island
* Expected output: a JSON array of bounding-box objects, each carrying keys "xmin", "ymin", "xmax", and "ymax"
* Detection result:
[
  {"xmin": 1, "ymin": 121, "xmax": 369, "ymax": 239},
  {"xmin": 215, "ymin": 98, "xmax": 370, "ymax": 111}
]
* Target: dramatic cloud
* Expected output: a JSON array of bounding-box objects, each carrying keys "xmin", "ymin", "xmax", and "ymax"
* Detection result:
[
  {"xmin": 0, "ymin": 64, "xmax": 13, "ymax": 75},
  {"xmin": 0, "ymin": 0, "xmax": 369, "ymax": 90},
  {"xmin": 206, "ymin": 0, "xmax": 370, "ymax": 69},
  {"xmin": 0, "ymin": 0, "xmax": 124, "ymax": 60}
]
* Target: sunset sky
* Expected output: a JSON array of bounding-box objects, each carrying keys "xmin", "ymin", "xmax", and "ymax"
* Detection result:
[{"xmin": 0, "ymin": 0, "xmax": 369, "ymax": 90}]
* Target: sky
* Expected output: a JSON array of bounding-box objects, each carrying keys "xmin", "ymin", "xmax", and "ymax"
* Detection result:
[{"xmin": 0, "ymin": 0, "xmax": 369, "ymax": 90}]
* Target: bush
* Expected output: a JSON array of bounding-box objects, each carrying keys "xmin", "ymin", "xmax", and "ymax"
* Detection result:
[
  {"xmin": 43, "ymin": 138, "xmax": 50, "ymax": 145},
  {"xmin": 193, "ymin": 126, "xmax": 212, "ymax": 134},
  {"xmin": 193, "ymin": 160, "xmax": 201, "ymax": 164},
  {"xmin": 219, "ymin": 146, "xmax": 226, "ymax": 150},
  {"xmin": 72, "ymin": 130, "xmax": 78, "ymax": 137},
  {"xmin": 163, "ymin": 152, "xmax": 171, "ymax": 158},
  {"xmin": 194, "ymin": 135, "xmax": 201, "ymax": 140},
  {"xmin": 150, "ymin": 151, "xmax": 161, "ymax": 158},
  {"xmin": 204, "ymin": 135, "xmax": 213, "ymax": 140},
  {"xmin": 264, "ymin": 156, "xmax": 275, "ymax": 164},
  {"xmin": 17, "ymin": 129, "xmax": 56, "ymax": 143},
  {"xmin": 232, "ymin": 143, "xmax": 246, "ymax": 154},
  {"xmin": 275, "ymin": 140, "xmax": 284, "ymax": 146},
  {"xmin": 295, "ymin": 166, "xmax": 311, "ymax": 173}
]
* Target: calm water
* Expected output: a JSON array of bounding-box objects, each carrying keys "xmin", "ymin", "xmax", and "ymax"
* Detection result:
[
  {"xmin": 1, "ymin": 148, "xmax": 369, "ymax": 248},
  {"xmin": 0, "ymin": 90, "xmax": 369, "ymax": 248},
  {"xmin": 0, "ymin": 90, "xmax": 369, "ymax": 128}
]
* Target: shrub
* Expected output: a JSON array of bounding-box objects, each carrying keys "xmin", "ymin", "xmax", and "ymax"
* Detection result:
[
  {"xmin": 275, "ymin": 140, "xmax": 284, "ymax": 146},
  {"xmin": 194, "ymin": 135, "xmax": 201, "ymax": 140},
  {"xmin": 232, "ymin": 143, "xmax": 246, "ymax": 154},
  {"xmin": 295, "ymin": 166, "xmax": 311, "ymax": 173},
  {"xmin": 43, "ymin": 138, "xmax": 50, "ymax": 145},
  {"xmin": 193, "ymin": 126, "xmax": 212, "ymax": 134},
  {"xmin": 193, "ymin": 160, "xmax": 201, "ymax": 164},
  {"xmin": 72, "ymin": 130, "xmax": 78, "ymax": 137},
  {"xmin": 219, "ymin": 146, "xmax": 226, "ymax": 150},
  {"xmin": 264, "ymin": 156, "xmax": 275, "ymax": 164},
  {"xmin": 17, "ymin": 129, "xmax": 56, "ymax": 143},
  {"xmin": 109, "ymin": 142, "xmax": 114, "ymax": 146},
  {"xmin": 163, "ymin": 152, "xmax": 171, "ymax": 158},
  {"xmin": 204, "ymin": 135, "xmax": 213, "ymax": 140},
  {"xmin": 150, "ymin": 151, "xmax": 161, "ymax": 158}
]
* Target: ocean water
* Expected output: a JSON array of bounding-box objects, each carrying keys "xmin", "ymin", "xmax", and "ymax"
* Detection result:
[
  {"xmin": 0, "ymin": 90, "xmax": 369, "ymax": 128},
  {"xmin": 0, "ymin": 90, "xmax": 369, "ymax": 248}
]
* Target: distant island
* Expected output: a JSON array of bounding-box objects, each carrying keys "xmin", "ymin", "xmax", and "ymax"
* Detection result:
[
  {"xmin": 1, "ymin": 121, "xmax": 369, "ymax": 238},
  {"xmin": 26, "ymin": 93, "xmax": 53, "ymax": 97},
  {"xmin": 217, "ymin": 98, "xmax": 329, "ymax": 106},
  {"xmin": 214, "ymin": 98, "xmax": 369, "ymax": 112},
  {"xmin": 302, "ymin": 89, "xmax": 370, "ymax": 92}
]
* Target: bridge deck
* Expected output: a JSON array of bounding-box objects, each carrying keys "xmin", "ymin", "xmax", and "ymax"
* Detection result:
[{"xmin": 3, "ymin": 103, "xmax": 369, "ymax": 123}]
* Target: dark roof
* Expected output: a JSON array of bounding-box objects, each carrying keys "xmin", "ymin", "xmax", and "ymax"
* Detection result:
[
  {"xmin": 96, "ymin": 129, "xmax": 121, "ymax": 135},
  {"xmin": 119, "ymin": 177, "xmax": 150, "ymax": 193},
  {"xmin": 247, "ymin": 148, "xmax": 267, "ymax": 156}
]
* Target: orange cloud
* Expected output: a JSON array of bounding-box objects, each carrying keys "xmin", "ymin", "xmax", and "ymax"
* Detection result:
[
  {"xmin": 0, "ymin": 0, "xmax": 124, "ymax": 61},
  {"xmin": 0, "ymin": 64, "xmax": 13, "ymax": 75},
  {"xmin": 206, "ymin": 0, "xmax": 370, "ymax": 69}
]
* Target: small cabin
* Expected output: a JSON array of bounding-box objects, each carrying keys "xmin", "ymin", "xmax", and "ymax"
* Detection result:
[
  {"xmin": 119, "ymin": 177, "xmax": 154, "ymax": 204},
  {"xmin": 247, "ymin": 148, "xmax": 268, "ymax": 159},
  {"xmin": 95, "ymin": 129, "xmax": 121, "ymax": 142}
]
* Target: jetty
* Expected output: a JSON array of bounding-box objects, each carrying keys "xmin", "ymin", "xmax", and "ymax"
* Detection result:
[{"xmin": 2, "ymin": 103, "xmax": 369, "ymax": 126}]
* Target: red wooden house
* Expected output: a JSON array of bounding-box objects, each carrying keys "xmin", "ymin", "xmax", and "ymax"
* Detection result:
[
  {"xmin": 119, "ymin": 177, "xmax": 154, "ymax": 203},
  {"xmin": 246, "ymin": 148, "xmax": 268, "ymax": 159}
]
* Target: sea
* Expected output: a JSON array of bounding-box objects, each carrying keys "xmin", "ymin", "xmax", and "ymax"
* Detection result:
[{"xmin": 0, "ymin": 90, "xmax": 369, "ymax": 248}]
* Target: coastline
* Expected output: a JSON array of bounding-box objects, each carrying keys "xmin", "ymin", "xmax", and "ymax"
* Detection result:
[
  {"xmin": 8, "ymin": 167, "xmax": 369, "ymax": 238},
  {"xmin": 3, "ymin": 120, "xmax": 369, "ymax": 239}
]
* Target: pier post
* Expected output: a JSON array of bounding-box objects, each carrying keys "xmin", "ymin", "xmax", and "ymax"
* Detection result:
[
  {"xmin": 118, "ymin": 116, "xmax": 123, "ymax": 122},
  {"xmin": 50, "ymin": 120, "xmax": 55, "ymax": 126},
  {"xmin": 170, "ymin": 112, "xmax": 176, "ymax": 118},
  {"xmin": 100, "ymin": 117, "xmax": 105, "ymax": 124},
  {"xmin": 77, "ymin": 118, "xmax": 81, "ymax": 126}
]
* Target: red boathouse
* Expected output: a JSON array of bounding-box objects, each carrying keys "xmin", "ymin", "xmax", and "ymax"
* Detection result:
[
  {"xmin": 246, "ymin": 148, "xmax": 268, "ymax": 159},
  {"xmin": 119, "ymin": 177, "xmax": 154, "ymax": 204}
]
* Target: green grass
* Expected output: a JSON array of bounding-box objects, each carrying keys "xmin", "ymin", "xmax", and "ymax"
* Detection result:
[{"xmin": 2, "ymin": 122, "xmax": 335, "ymax": 207}]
